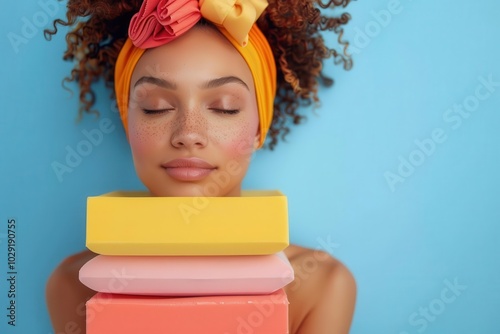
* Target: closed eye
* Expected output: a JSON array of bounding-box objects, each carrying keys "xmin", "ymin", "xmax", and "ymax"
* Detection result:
[
  {"xmin": 142, "ymin": 108, "xmax": 174, "ymax": 115},
  {"xmin": 209, "ymin": 108, "xmax": 240, "ymax": 115}
]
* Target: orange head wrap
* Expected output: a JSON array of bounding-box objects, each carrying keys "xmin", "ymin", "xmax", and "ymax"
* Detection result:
[{"xmin": 115, "ymin": 0, "xmax": 276, "ymax": 148}]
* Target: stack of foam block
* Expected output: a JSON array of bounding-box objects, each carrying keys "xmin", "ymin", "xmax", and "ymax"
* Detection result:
[{"xmin": 79, "ymin": 190, "xmax": 294, "ymax": 333}]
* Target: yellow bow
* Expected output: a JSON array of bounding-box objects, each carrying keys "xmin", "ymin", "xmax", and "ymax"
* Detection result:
[{"xmin": 200, "ymin": 0, "xmax": 268, "ymax": 46}]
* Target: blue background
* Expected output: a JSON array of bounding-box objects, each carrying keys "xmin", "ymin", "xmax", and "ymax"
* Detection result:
[{"xmin": 1, "ymin": 0, "xmax": 499, "ymax": 333}]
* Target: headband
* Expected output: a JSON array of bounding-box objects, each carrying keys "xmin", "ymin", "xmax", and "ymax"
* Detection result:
[{"xmin": 115, "ymin": 0, "xmax": 276, "ymax": 148}]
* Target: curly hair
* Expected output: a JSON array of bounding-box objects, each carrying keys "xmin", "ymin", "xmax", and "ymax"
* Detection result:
[{"xmin": 45, "ymin": 0, "xmax": 352, "ymax": 150}]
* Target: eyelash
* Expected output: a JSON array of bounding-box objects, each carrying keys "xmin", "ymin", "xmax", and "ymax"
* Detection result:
[
  {"xmin": 209, "ymin": 108, "xmax": 240, "ymax": 115},
  {"xmin": 142, "ymin": 108, "xmax": 173, "ymax": 115},
  {"xmin": 142, "ymin": 108, "xmax": 240, "ymax": 115}
]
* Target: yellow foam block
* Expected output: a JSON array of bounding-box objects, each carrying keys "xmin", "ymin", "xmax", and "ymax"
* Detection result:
[{"xmin": 86, "ymin": 190, "xmax": 288, "ymax": 256}]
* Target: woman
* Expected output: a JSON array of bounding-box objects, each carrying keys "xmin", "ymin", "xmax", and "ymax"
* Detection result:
[{"xmin": 45, "ymin": 0, "xmax": 356, "ymax": 332}]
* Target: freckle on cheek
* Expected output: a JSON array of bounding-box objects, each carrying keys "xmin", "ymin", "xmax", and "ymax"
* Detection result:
[
  {"xmin": 130, "ymin": 123, "xmax": 157, "ymax": 154},
  {"xmin": 222, "ymin": 120, "xmax": 255, "ymax": 158}
]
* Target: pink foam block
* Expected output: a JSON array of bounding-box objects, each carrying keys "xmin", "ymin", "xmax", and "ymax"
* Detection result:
[
  {"xmin": 79, "ymin": 252, "xmax": 294, "ymax": 296},
  {"xmin": 86, "ymin": 289, "xmax": 289, "ymax": 334}
]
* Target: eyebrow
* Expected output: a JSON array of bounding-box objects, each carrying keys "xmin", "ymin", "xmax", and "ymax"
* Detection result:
[
  {"xmin": 201, "ymin": 76, "xmax": 249, "ymax": 91},
  {"xmin": 134, "ymin": 76, "xmax": 177, "ymax": 89},
  {"xmin": 133, "ymin": 75, "xmax": 249, "ymax": 91}
]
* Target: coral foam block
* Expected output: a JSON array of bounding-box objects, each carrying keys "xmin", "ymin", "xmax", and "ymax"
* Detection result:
[{"xmin": 86, "ymin": 289, "xmax": 289, "ymax": 333}]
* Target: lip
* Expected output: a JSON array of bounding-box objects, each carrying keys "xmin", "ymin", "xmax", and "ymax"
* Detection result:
[{"xmin": 161, "ymin": 158, "xmax": 216, "ymax": 181}]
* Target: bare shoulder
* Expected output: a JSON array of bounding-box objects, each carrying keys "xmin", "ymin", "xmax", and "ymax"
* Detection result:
[
  {"xmin": 284, "ymin": 244, "xmax": 357, "ymax": 334},
  {"xmin": 46, "ymin": 249, "xmax": 97, "ymax": 333}
]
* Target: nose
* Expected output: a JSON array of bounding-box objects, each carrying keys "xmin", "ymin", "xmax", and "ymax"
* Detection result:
[{"xmin": 170, "ymin": 109, "xmax": 208, "ymax": 149}]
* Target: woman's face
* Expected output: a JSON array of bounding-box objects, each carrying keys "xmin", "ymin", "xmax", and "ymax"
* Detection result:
[{"xmin": 128, "ymin": 26, "xmax": 260, "ymax": 197}]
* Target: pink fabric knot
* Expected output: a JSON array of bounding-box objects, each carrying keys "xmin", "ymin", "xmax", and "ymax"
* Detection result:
[{"xmin": 129, "ymin": 0, "xmax": 202, "ymax": 49}]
